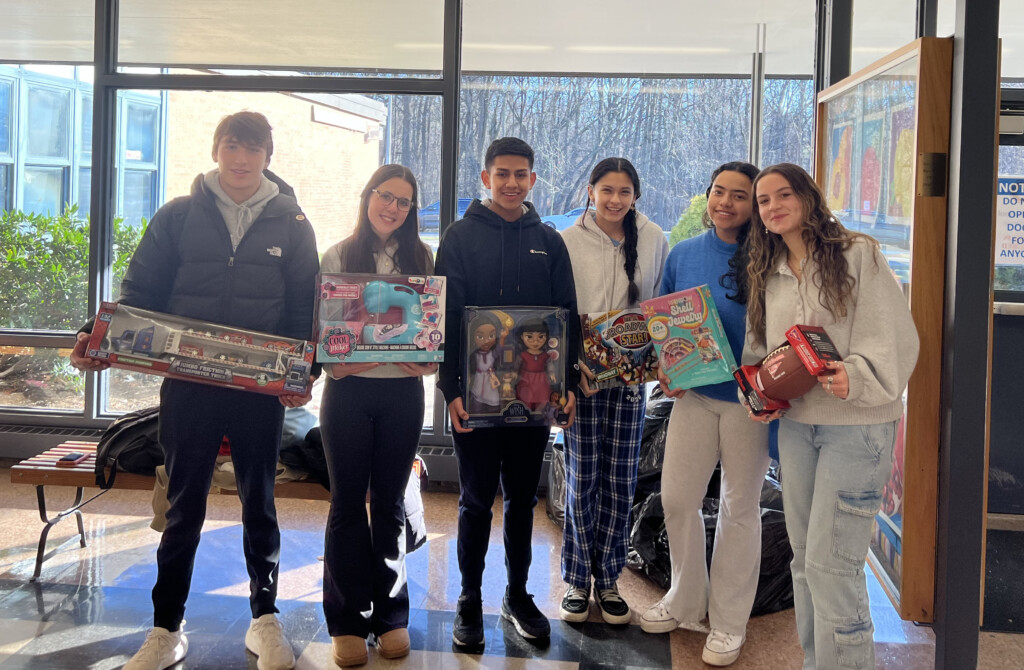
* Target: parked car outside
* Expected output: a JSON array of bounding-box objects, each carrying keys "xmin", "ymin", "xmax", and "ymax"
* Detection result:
[
  {"xmin": 541, "ymin": 206, "xmax": 588, "ymax": 231},
  {"xmin": 418, "ymin": 198, "xmax": 473, "ymax": 232}
]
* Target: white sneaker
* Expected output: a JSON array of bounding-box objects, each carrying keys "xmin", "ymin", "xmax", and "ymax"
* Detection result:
[
  {"xmin": 123, "ymin": 626, "xmax": 188, "ymax": 670},
  {"xmin": 244, "ymin": 613, "xmax": 296, "ymax": 670},
  {"xmin": 641, "ymin": 601, "xmax": 679, "ymax": 633},
  {"xmin": 702, "ymin": 628, "xmax": 745, "ymax": 666}
]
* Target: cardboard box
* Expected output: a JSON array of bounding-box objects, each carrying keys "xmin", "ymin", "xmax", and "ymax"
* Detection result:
[
  {"xmin": 87, "ymin": 302, "xmax": 314, "ymax": 396},
  {"xmin": 640, "ymin": 285, "xmax": 737, "ymax": 391},
  {"xmin": 316, "ymin": 273, "xmax": 445, "ymax": 363},
  {"xmin": 733, "ymin": 365, "xmax": 791, "ymax": 416},
  {"xmin": 785, "ymin": 324, "xmax": 842, "ymax": 376},
  {"xmin": 580, "ymin": 308, "xmax": 657, "ymax": 389},
  {"xmin": 462, "ymin": 306, "xmax": 569, "ymax": 429}
]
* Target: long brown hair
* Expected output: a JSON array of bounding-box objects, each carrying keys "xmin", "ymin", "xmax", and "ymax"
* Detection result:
[
  {"xmin": 339, "ymin": 164, "xmax": 431, "ymax": 275},
  {"xmin": 585, "ymin": 157, "xmax": 642, "ymax": 305},
  {"xmin": 746, "ymin": 163, "xmax": 876, "ymax": 347}
]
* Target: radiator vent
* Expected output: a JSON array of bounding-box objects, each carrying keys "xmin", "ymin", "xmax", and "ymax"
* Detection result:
[{"xmin": 0, "ymin": 424, "xmax": 104, "ymax": 459}]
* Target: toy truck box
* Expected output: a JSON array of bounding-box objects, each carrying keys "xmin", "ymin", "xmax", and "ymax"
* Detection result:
[
  {"xmin": 316, "ymin": 273, "xmax": 445, "ymax": 363},
  {"xmin": 580, "ymin": 308, "xmax": 657, "ymax": 389},
  {"xmin": 462, "ymin": 306, "xmax": 569, "ymax": 429},
  {"xmin": 640, "ymin": 285, "xmax": 737, "ymax": 392},
  {"xmin": 87, "ymin": 302, "xmax": 314, "ymax": 396}
]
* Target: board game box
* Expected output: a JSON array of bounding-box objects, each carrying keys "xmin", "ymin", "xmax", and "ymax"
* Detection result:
[{"xmin": 580, "ymin": 308, "xmax": 657, "ymax": 389}]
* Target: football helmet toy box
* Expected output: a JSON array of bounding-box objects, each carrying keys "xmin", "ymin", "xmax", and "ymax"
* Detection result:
[
  {"xmin": 640, "ymin": 285, "xmax": 736, "ymax": 392},
  {"xmin": 462, "ymin": 306, "xmax": 569, "ymax": 429},
  {"xmin": 87, "ymin": 302, "xmax": 314, "ymax": 396},
  {"xmin": 580, "ymin": 308, "xmax": 657, "ymax": 389},
  {"xmin": 316, "ymin": 273, "xmax": 445, "ymax": 363}
]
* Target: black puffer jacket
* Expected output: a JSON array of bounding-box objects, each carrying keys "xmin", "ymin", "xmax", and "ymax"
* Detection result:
[{"xmin": 118, "ymin": 173, "xmax": 319, "ymax": 340}]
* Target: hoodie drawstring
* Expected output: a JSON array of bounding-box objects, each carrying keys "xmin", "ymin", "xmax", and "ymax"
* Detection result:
[
  {"xmin": 517, "ymin": 219, "xmax": 523, "ymax": 293},
  {"xmin": 499, "ymin": 224, "xmax": 506, "ymax": 297}
]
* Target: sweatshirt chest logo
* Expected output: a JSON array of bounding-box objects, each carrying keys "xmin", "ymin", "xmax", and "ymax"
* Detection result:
[
  {"xmin": 267, "ymin": 246, "xmax": 282, "ymax": 257},
  {"xmin": 529, "ymin": 249, "xmax": 548, "ymax": 255}
]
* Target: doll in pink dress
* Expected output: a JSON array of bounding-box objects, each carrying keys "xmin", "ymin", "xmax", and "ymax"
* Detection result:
[{"xmin": 515, "ymin": 318, "xmax": 557, "ymax": 411}]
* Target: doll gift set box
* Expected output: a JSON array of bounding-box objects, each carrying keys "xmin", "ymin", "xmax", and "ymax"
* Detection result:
[
  {"xmin": 640, "ymin": 285, "xmax": 737, "ymax": 392},
  {"xmin": 580, "ymin": 308, "xmax": 657, "ymax": 389},
  {"xmin": 87, "ymin": 301, "xmax": 315, "ymax": 396},
  {"xmin": 316, "ymin": 273, "xmax": 445, "ymax": 363},
  {"xmin": 462, "ymin": 306, "xmax": 569, "ymax": 429}
]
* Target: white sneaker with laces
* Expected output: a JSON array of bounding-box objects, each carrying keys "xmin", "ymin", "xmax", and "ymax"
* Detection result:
[
  {"xmin": 702, "ymin": 628, "xmax": 745, "ymax": 666},
  {"xmin": 123, "ymin": 626, "xmax": 188, "ymax": 670},
  {"xmin": 640, "ymin": 600, "xmax": 679, "ymax": 634},
  {"xmin": 244, "ymin": 613, "xmax": 296, "ymax": 670}
]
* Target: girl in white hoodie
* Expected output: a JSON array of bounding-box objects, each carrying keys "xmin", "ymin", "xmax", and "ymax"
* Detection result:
[{"xmin": 558, "ymin": 158, "xmax": 669, "ymax": 624}]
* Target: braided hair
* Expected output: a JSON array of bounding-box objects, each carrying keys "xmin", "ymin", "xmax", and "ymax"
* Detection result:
[{"xmin": 586, "ymin": 157, "xmax": 642, "ymax": 305}]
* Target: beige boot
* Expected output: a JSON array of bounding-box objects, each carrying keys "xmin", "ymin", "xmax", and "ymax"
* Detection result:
[
  {"xmin": 331, "ymin": 635, "xmax": 367, "ymax": 667},
  {"xmin": 376, "ymin": 628, "xmax": 410, "ymax": 659}
]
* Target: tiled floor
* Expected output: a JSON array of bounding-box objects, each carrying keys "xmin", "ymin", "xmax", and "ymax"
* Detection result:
[{"xmin": 0, "ymin": 465, "xmax": 1020, "ymax": 669}]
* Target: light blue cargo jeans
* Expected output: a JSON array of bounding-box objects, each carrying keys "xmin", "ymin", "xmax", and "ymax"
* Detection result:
[{"xmin": 777, "ymin": 418, "xmax": 896, "ymax": 670}]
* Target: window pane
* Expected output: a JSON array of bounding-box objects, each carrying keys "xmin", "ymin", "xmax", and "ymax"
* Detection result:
[
  {"xmin": 0, "ymin": 78, "xmax": 11, "ymax": 155},
  {"xmin": 81, "ymin": 94, "xmax": 93, "ymax": 155},
  {"xmin": 852, "ymin": 0, "xmax": 917, "ymax": 73},
  {"xmin": 0, "ymin": 164, "xmax": 10, "ymax": 211},
  {"xmin": 78, "ymin": 167, "xmax": 91, "ymax": 219},
  {"xmin": 125, "ymin": 102, "xmax": 158, "ymax": 163},
  {"xmin": 456, "ymin": 75, "xmax": 749, "ymax": 241},
  {"xmin": 24, "ymin": 166, "xmax": 65, "ymax": 216},
  {"xmin": 0, "ymin": 0, "xmax": 94, "ymax": 63},
  {"xmin": 0, "ymin": 204, "xmax": 88, "ymax": 330},
  {"xmin": 762, "ymin": 78, "xmax": 815, "ymax": 170},
  {"xmin": 117, "ymin": 0, "xmax": 444, "ymax": 74},
  {"xmin": 27, "ymin": 85, "xmax": 70, "ymax": 160},
  {"xmin": 122, "ymin": 169, "xmax": 155, "ymax": 225},
  {"xmin": 0, "ymin": 345, "xmax": 84, "ymax": 411},
  {"xmin": 463, "ymin": 1, "xmax": 813, "ymax": 75},
  {"xmin": 107, "ymin": 90, "xmax": 441, "ymax": 424}
]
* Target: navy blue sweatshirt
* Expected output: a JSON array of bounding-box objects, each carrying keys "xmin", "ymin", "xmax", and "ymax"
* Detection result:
[{"xmin": 435, "ymin": 199, "xmax": 580, "ymax": 405}]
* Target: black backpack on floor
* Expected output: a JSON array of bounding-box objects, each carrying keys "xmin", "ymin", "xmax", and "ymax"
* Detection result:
[{"xmin": 95, "ymin": 405, "xmax": 164, "ymax": 488}]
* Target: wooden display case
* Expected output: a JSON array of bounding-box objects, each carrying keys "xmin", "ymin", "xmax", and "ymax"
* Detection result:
[{"xmin": 815, "ymin": 37, "xmax": 952, "ymax": 622}]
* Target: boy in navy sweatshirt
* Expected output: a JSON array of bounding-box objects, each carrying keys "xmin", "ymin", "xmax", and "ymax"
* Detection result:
[{"xmin": 435, "ymin": 137, "xmax": 579, "ymax": 648}]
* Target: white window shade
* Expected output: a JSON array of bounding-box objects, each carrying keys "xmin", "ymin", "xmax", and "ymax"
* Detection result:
[
  {"xmin": 462, "ymin": 0, "xmax": 814, "ymax": 76},
  {"xmin": 0, "ymin": 0, "xmax": 94, "ymax": 64},
  {"xmin": 117, "ymin": 0, "xmax": 444, "ymax": 72}
]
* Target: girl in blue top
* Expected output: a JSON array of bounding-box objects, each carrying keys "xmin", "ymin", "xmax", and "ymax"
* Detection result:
[{"xmin": 640, "ymin": 162, "xmax": 770, "ymax": 668}]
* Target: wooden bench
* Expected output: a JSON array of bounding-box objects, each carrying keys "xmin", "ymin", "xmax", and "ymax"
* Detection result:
[{"xmin": 11, "ymin": 440, "xmax": 330, "ymax": 581}]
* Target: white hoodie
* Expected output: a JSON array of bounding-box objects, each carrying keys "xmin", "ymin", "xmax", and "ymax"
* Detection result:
[{"xmin": 559, "ymin": 210, "xmax": 670, "ymax": 313}]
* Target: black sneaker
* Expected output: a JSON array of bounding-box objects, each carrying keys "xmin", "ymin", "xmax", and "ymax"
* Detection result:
[
  {"xmin": 452, "ymin": 592, "xmax": 485, "ymax": 649},
  {"xmin": 594, "ymin": 584, "xmax": 631, "ymax": 625},
  {"xmin": 559, "ymin": 585, "xmax": 590, "ymax": 622},
  {"xmin": 501, "ymin": 588, "xmax": 551, "ymax": 639}
]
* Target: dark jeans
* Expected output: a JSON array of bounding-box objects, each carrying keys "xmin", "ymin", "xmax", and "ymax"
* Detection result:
[
  {"xmin": 320, "ymin": 375, "xmax": 424, "ymax": 638},
  {"xmin": 152, "ymin": 379, "xmax": 285, "ymax": 631},
  {"xmin": 453, "ymin": 425, "xmax": 549, "ymax": 595}
]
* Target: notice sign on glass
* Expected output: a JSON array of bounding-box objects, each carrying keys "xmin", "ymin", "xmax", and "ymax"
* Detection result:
[{"xmin": 996, "ymin": 176, "xmax": 1024, "ymax": 267}]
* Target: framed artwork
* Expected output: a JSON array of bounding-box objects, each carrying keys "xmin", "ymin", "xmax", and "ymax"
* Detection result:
[{"xmin": 815, "ymin": 37, "xmax": 952, "ymax": 622}]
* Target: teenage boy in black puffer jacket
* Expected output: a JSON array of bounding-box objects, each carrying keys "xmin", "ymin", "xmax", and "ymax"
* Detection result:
[
  {"xmin": 70, "ymin": 111, "xmax": 318, "ymax": 670},
  {"xmin": 436, "ymin": 136, "xmax": 579, "ymax": 649}
]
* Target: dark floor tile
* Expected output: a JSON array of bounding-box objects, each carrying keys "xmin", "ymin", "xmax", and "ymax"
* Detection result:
[
  {"xmin": 491, "ymin": 617, "xmax": 583, "ymax": 662},
  {"xmin": 577, "ymin": 622, "xmax": 672, "ymax": 669},
  {"xmin": 5, "ymin": 623, "xmax": 143, "ymax": 670}
]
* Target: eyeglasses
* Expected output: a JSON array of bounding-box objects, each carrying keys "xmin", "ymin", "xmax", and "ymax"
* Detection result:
[{"xmin": 372, "ymin": 189, "xmax": 414, "ymax": 211}]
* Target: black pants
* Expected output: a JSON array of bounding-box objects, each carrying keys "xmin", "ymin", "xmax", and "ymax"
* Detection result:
[
  {"xmin": 453, "ymin": 425, "xmax": 549, "ymax": 595},
  {"xmin": 321, "ymin": 375, "xmax": 424, "ymax": 638},
  {"xmin": 152, "ymin": 379, "xmax": 285, "ymax": 631}
]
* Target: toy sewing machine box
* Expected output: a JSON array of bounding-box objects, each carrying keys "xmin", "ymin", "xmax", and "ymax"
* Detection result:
[
  {"xmin": 640, "ymin": 285, "xmax": 737, "ymax": 392},
  {"xmin": 462, "ymin": 306, "xmax": 569, "ymax": 429},
  {"xmin": 87, "ymin": 302, "xmax": 315, "ymax": 396},
  {"xmin": 581, "ymin": 308, "xmax": 657, "ymax": 389},
  {"xmin": 316, "ymin": 274, "xmax": 445, "ymax": 363}
]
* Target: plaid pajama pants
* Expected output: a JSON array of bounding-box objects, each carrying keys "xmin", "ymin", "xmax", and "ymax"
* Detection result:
[{"xmin": 561, "ymin": 384, "xmax": 646, "ymax": 590}]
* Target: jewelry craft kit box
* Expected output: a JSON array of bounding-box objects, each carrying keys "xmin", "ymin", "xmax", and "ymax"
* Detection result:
[
  {"xmin": 462, "ymin": 306, "xmax": 569, "ymax": 429},
  {"xmin": 580, "ymin": 308, "xmax": 657, "ymax": 389},
  {"xmin": 316, "ymin": 273, "xmax": 445, "ymax": 363},
  {"xmin": 640, "ymin": 285, "xmax": 736, "ymax": 392},
  {"xmin": 87, "ymin": 302, "xmax": 314, "ymax": 396}
]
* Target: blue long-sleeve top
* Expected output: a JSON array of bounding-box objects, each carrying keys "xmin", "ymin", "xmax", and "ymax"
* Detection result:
[{"xmin": 659, "ymin": 229, "xmax": 746, "ymax": 403}]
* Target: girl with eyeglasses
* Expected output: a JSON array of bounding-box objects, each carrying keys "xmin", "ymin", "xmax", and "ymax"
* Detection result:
[
  {"xmin": 744, "ymin": 163, "xmax": 918, "ymax": 670},
  {"xmin": 318, "ymin": 164, "xmax": 436, "ymax": 667}
]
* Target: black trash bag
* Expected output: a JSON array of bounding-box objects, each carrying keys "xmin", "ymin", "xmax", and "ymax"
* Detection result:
[
  {"xmin": 635, "ymin": 390, "xmax": 675, "ymax": 503},
  {"xmin": 752, "ymin": 509, "xmax": 794, "ymax": 616},
  {"xmin": 546, "ymin": 438, "xmax": 567, "ymax": 528},
  {"xmin": 279, "ymin": 426, "xmax": 331, "ymax": 488},
  {"xmin": 760, "ymin": 460, "xmax": 784, "ymax": 512},
  {"xmin": 626, "ymin": 491, "xmax": 672, "ymax": 589}
]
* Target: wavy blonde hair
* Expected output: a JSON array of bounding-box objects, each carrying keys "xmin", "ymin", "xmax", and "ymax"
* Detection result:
[{"xmin": 746, "ymin": 163, "xmax": 877, "ymax": 347}]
